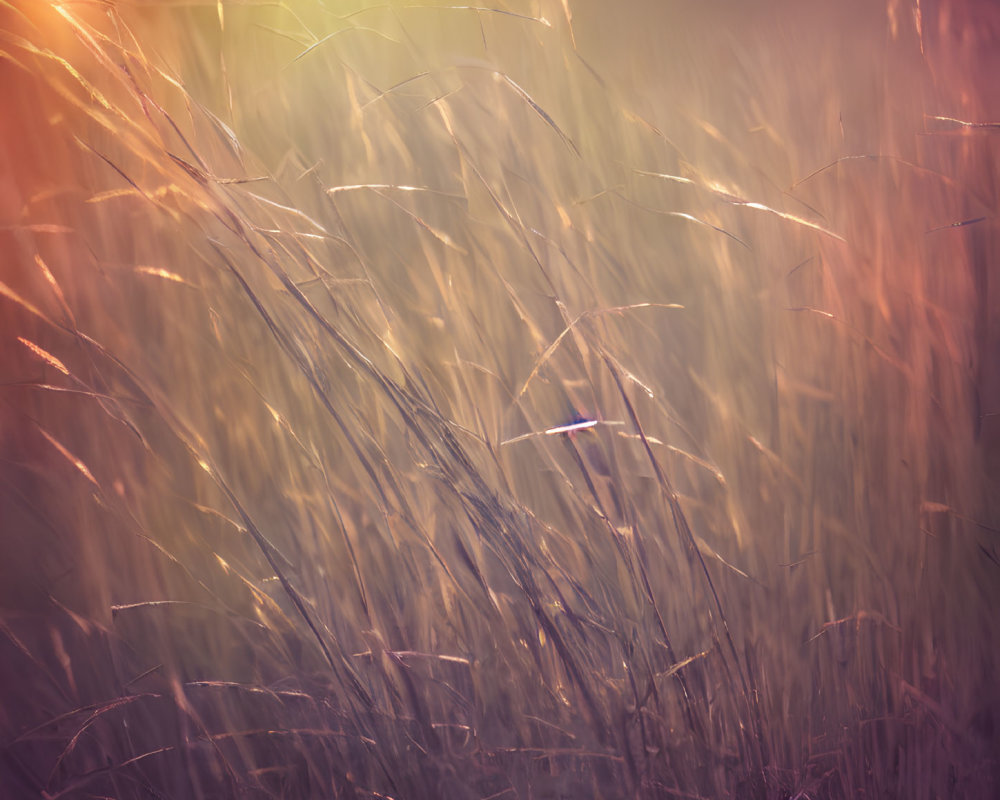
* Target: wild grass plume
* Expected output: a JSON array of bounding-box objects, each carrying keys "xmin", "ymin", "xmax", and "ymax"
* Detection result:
[{"xmin": 1, "ymin": 1, "xmax": 998, "ymax": 797}]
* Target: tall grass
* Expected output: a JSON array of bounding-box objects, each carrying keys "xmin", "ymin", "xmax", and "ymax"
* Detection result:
[{"xmin": 1, "ymin": 1, "xmax": 998, "ymax": 797}]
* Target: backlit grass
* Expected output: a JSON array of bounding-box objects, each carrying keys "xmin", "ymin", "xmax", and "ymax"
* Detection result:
[{"xmin": 1, "ymin": 1, "xmax": 998, "ymax": 797}]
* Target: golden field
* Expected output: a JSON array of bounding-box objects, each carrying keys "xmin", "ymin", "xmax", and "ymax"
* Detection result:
[{"xmin": 1, "ymin": 1, "xmax": 998, "ymax": 797}]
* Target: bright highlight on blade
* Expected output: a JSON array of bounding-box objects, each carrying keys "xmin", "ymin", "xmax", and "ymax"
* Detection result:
[{"xmin": 544, "ymin": 419, "xmax": 599, "ymax": 435}]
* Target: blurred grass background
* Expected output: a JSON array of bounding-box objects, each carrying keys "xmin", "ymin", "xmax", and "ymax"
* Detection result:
[{"xmin": 1, "ymin": 0, "xmax": 998, "ymax": 797}]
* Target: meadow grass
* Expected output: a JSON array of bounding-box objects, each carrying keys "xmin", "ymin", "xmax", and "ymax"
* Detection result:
[{"xmin": 1, "ymin": 1, "xmax": 998, "ymax": 797}]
